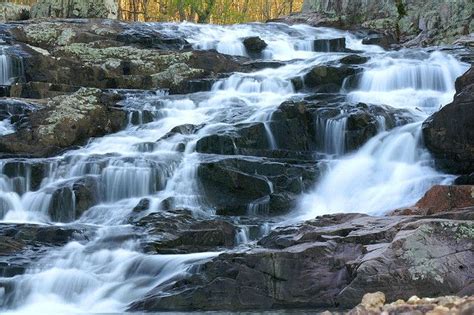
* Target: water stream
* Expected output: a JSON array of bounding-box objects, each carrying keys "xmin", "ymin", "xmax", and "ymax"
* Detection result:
[{"xmin": 0, "ymin": 22, "xmax": 469, "ymax": 313}]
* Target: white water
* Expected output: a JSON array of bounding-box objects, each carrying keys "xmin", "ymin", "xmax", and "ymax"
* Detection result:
[
  {"xmin": 297, "ymin": 50, "xmax": 468, "ymax": 221},
  {"xmin": 0, "ymin": 22, "xmax": 469, "ymax": 313}
]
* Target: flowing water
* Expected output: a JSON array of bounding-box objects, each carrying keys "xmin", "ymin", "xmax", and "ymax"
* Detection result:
[{"xmin": 0, "ymin": 22, "xmax": 469, "ymax": 313}]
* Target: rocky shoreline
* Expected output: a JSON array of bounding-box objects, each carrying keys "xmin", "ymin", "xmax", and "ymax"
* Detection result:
[{"xmin": 0, "ymin": 8, "xmax": 473, "ymax": 315}]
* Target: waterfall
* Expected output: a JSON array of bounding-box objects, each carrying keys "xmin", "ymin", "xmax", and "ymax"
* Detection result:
[{"xmin": 0, "ymin": 21, "xmax": 468, "ymax": 313}]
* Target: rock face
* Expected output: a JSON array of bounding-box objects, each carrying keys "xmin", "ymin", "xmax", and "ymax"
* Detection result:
[
  {"xmin": 296, "ymin": 0, "xmax": 474, "ymax": 46},
  {"xmin": 423, "ymin": 67, "xmax": 474, "ymax": 174},
  {"xmin": 31, "ymin": 0, "xmax": 118, "ymax": 19},
  {"xmin": 0, "ymin": 88, "xmax": 126, "ymax": 157},
  {"xmin": 129, "ymin": 210, "xmax": 474, "ymax": 311},
  {"xmin": 9, "ymin": 19, "xmax": 244, "ymax": 94}
]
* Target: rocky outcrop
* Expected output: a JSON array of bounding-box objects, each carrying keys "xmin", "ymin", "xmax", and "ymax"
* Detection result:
[
  {"xmin": 423, "ymin": 66, "xmax": 474, "ymax": 174},
  {"xmin": 347, "ymin": 292, "xmax": 474, "ymax": 315},
  {"xmin": 0, "ymin": 88, "xmax": 126, "ymax": 157},
  {"xmin": 9, "ymin": 19, "xmax": 244, "ymax": 94},
  {"xmin": 31, "ymin": 0, "xmax": 118, "ymax": 19},
  {"xmin": 128, "ymin": 210, "xmax": 474, "ymax": 311},
  {"xmin": 280, "ymin": 0, "xmax": 474, "ymax": 46},
  {"xmin": 243, "ymin": 36, "xmax": 268, "ymax": 58}
]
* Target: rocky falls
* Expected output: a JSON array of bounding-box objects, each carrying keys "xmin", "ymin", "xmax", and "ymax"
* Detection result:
[{"xmin": 0, "ymin": 17, "xmax": 472, "ymax": 314}]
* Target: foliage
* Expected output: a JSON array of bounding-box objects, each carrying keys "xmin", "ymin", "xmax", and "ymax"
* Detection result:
[{"xmin": 5, "ymin": 0, "xmax": 303, "ymax": 23}]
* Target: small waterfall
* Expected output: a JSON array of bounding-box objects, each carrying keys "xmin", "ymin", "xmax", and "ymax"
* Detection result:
[
  {"xmin": 316, "ymin": 113, "xmax": 348, "ymax": 156},
  {"xmin": 297, "ymin": 51, "xmax": 469, "ymax": 221}
]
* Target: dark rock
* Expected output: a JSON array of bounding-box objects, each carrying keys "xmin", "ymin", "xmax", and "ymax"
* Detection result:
[
  {"xmin": 455, "ymin": 173, "xmax": 474, "ymax": 185},
  {"xmin": 303, "ymin": 65, "xmax": 357, "ymax": 89},
  {"xmin": 423, "ymin": 66, "xmax": 474, "ymax": 174},
  {"xmin": 133, "ymin": 198, "xmax": 150, "ymax": 212},
  {"xmin": 313, "ymin": 38, "xmax": 346, "ymax": 52},
  {"xmin": 132, "ymin": 209, "xmax": 237, "ymax": 254},
  {"xmin": 362, "ymin": 33, "xmax": 396, "ymax": 49},
  {"xmin": 197, "ymin": 157, "xmax": 318, "ymax": 216},
  {"xmin": 243, "ymin": 36, "xmax": 268, "ymax": 57},
  {"xmin": 49, "ymin": 176, "xmax": 101, "ymax": 222},
  {"xmin": 340, "ymin": 55, "xmax": 369, "ymax": 65}
]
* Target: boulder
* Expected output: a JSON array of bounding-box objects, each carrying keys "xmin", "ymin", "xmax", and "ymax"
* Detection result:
[
  {"xmin": 303, "ymin": 65, "xmax": 357, "ymax": 91},
  {"xmin": 413, "ymin": 185, "xmax": 474, "ymax": 215},
  {"xmin": 0, "ymin": 88, "xmax": 126, "ymax": 157},
  {"xmin": 197, "ymin": 157, "xmax": 318, "ymax": 216},
  {"xmin": 340, "ymin": 55, "xmax": 369, "ymax": 65},
  {"xmin": 132, "ymin": 209, "xmax": 238, "ymax": 254},
  {"xmin": 313, "ymin": 38, "xmax": 346, "ymax": 52},
  {"xmin": 423, "ymin": 66, "xmax": 474, "ymax": 174},
  {"xmin": 243, "ymin": 36, "xmax": 268, "ymax": 58}
]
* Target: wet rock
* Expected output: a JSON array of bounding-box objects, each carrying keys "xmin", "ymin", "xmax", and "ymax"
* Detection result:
[
  {"xmin": 423, "ymin": 66, "xmax": 474, "ymax": 174},
  {"xmin": 0, "ymin": 223, "xmax": 88, "ymax": 277},
  {"xmin": 132, "ymin": 209, "xmax": 237, "ymax": 254},
  {"xmin": 9, "ymin": 82, "xmax": 80, "ymax": 99},
  {"xmin": 340, "ymin": 55, "xmax": 369, "ymax": 65},
  {"xmin": 198, "ymin": 157, "xmax": 318, "ymax": 216},
  {"xmin": 132, "ymin": 198, "xmax": 151, "ymax": 213},
  {"xmin": 243, "ymin": 36, "xmax": 268, "ymax": 58},
  {"xmin": 49, "ymin": 176, "xmax": 101, "ymax": 222},
  {"xmin": 0, "ymin": 88, "xmax": 126, "ymax": 157},
  {"xmin": 130, "ymin": 212, "xmax": 473, "ymax": 311},
  {"xmin": 313, "ymin": 38, "xmax": 346, "ymax": 52},
  {"xmin": 303, "ymin": 65, "xmax": 357, "ymax": 90}
]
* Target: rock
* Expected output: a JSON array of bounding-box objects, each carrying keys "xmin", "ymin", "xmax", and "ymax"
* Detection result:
[
  {"xmin": 348, "ymin": 294, "xmax": 474, "ymax": 315},
  {"xmin": 129, "ymin": 213, "xmax": 473, "ymax": 311},
  {"xmin": 243, "ymin": 36, "xmax": 267, "ymax": 58},
  {"xmin": 303, "ymin": 65, "xmax": 357, "ymax": 90},
  {"xmin": 340, "ymin": 55, "xmax": 369, "ymax": 65},
  {"xmin": 360, "ymin": 292, "xmax": 385, "ymax": 310},
  {"xmin": 9, "ymin": 20, "xmax": 245, "ymax": 93},
  {"xmin": 0, "ymin": 223, "xmax": 88, "ymax": 277},
  {"xmin": 0, "ymin": 3, "xmax": 30, "ymax": 22},
  {"xmin": 0, "ymin": 88, "xmax": 126, "ymax": 157},
  {"xmin": 413, "ymin": 185, "xmax": 474, "ymax": 215},
  {"xmin": 9, "ymin": 82, "xmax": 80, "ymax": 99},
  {"xmin": 197, "ymin": 157, "xmax": 318, "ymax": 216},
  {"xmin": 49, "ymin": 176, "xmax": 101, "ymax": 222},
  {"xmin": 423, "ymin": 66, "xmax": 474, "ymax": 174},
  {"xmin": 361, "ymin": 33, "xmax": 396, "ymax": 49},
  {"xmin": 132, "ymin": 209, "xmax": 237, "ymax": 254},
  {"xmin": 455, "ymin": 173, "xmax": 474, "ymax": 185},
  {"xmin": 31, "ymin": 0, "xmax": 118, "ymax": 19},
  {"xmin": 289, "ymin": 1, "xmax": 473, "ymax": 46},
  {"xmin": 313, "ymin": 38, "xmax": 346, "ymax": 52}
]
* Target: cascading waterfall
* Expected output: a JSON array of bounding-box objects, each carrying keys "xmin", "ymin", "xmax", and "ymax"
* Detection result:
[
  {"xmin": 297, "ymin": 50, "xmax": 469, "ymax": 221},
  {"xmin": 0, "ymin": 21, "xmax": 468, "ymax": 313}
]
